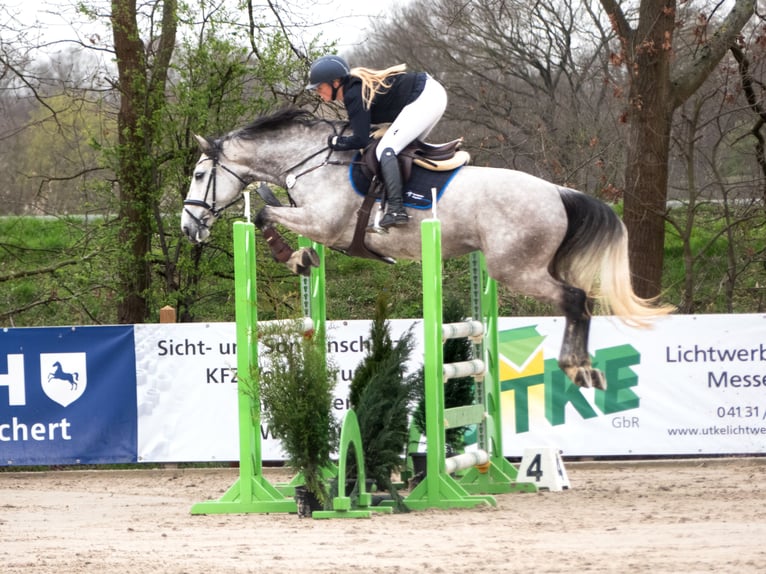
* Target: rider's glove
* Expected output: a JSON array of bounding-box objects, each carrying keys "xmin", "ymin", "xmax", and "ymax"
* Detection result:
[{"xmin": 327, "ymin": 134, "xmax": 354, "ymax": 151}]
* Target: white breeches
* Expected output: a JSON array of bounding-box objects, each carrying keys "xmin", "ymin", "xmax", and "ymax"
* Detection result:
[{"xmin": 376, "ymin": 75, "xmax": 448, "ymax": 160}]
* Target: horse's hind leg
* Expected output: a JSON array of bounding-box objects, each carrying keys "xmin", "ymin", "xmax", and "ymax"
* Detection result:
[
  {"xmin": 559, "ymin": 285, "xmax": 606, "ymax": 390},
  {"xmin": 485, "ymin": 256, "xmax": 605, "ymax": 388}
]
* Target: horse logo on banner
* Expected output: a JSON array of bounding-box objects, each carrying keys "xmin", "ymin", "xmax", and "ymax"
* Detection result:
[{"xmin": 40, "ymin": 353, "xmax": 87, "ymax": 407}]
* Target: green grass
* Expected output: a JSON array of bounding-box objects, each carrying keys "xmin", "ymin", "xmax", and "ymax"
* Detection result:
[
  {"xmin": 0, "ymin": 216, "xmax": 119, "ymax": 326},
  {"xmin": 661, "ymin": 204, "xmax": 766, "ymax": 313},
  {"xmin": 3, "ymin": 204, "xmax": 766, "ymax": 327}
]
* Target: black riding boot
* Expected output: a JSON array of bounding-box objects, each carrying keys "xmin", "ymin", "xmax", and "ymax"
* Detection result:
[{"xmin": 379, "ymin": 147, "xmax": 409, "ymax": 228}]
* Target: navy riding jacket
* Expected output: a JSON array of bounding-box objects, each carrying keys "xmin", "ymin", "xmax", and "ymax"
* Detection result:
[{"xmin": 331, "ymin": 72, "xmax": 427, "ymax": 151}]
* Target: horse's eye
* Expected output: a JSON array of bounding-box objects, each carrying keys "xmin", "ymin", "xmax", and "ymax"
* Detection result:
[{"xmin": 194, "ymin": 172, "xmax": 205, "ymax": 181}]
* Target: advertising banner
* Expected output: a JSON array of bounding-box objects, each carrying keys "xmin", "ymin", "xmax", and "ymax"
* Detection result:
[
  {"xmin": 134, "ymin": 320, "xmax": 419, "ymax": 461},
  {"xmin": 0, "ymin": 326, "xmax": 137, "ymax": 465},
  {"xmin": 499, "ymin": 314, "xmax": 766, "ymax": 456},
  {"xmin": 134, "ymin": 322, "xmax": 240, "ymax": 462},
  {"xmin": 135, "ymin": 315, "xmax": 766, "ymax": 461},
  {"xmin": 3, "ymin": 314, "xmax": 766, "ymax": 466}
]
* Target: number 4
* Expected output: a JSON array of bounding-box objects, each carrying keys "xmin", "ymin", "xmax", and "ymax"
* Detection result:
[{"xmin": 526, "ymin": 453, "xmax": 543, "ymax": 482}]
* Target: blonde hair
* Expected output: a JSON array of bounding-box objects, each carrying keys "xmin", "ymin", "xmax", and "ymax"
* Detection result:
[{"xmin": 349, "ymin": 64, "xmax": 407, "ymax": 110}]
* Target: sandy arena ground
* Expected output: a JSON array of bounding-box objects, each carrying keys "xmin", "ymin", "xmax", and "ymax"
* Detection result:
[{"xmin": 1, "ymin": 457, "xmax": 764, "ymax": 573}]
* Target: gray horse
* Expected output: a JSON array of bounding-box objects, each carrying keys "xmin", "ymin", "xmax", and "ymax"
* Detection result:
[{"xmin": 181, "ymin": 108, "xmax": 673, "ymax": 389}]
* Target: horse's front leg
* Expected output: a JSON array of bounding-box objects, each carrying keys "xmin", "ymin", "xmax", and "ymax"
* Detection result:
[
  {"xmin": 257, "ymin": 204, "xmax": 348, "ymax": 240},
  {"xmin": 255, "ymin": 206, "xmax": 320, "ymax": 277},
  {"xmin": 557, "ymin": 285, "xmax": 606, "ymax": 390}
]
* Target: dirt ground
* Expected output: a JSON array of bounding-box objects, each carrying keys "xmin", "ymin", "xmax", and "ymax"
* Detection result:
[{"xmin": 1, "ymin": 457, "xmax": 764, "ymax": 574}]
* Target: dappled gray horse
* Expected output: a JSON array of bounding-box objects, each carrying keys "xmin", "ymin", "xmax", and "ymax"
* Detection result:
[{"xmin": 181, "ymin": 108, "xmax": 673, "ymax": 389}]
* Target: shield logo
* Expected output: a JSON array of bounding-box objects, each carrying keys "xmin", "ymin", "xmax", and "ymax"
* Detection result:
[{"xmin": 40, "ymin": 353, "xmax": 87, "ymax": 407}]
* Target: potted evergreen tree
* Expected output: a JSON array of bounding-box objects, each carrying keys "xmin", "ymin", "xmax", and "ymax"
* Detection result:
[
  {"xmin": 257, "ymin": 320, "xmax": 340, "ymax": 517},
  {"xmin": 347, "ymin": 293, "xmax": 417, "ymax": 511}
]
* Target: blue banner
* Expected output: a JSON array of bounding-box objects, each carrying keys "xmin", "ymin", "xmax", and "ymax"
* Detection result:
[{"xmin": 0, "ymin": 326, "xmax": 137, "ymax": 465}]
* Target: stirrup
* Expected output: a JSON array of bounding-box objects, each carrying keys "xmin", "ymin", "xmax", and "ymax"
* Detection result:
[
  {"xmin": 380, "ymin": 211, "xmax": 409, "ymax": 228},
  {"xmin": 366, "ymin": 207, "xmax": 388, "ymax": 234},
  {"xmin": 366, "ymin": 222, "xmax": 387, "ymax": 235}
]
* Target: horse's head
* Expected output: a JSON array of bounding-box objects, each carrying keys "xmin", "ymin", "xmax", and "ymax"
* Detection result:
[
  {"xmin": 181, "ymin": 135, "xmax": 252, "ymax": 243},
  {"xmin": 182, "ymin": 108, "xmax": 343, "ymax": 243}
]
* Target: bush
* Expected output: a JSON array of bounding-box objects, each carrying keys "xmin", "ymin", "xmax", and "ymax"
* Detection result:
[{"xmin": 256, "ymin": 320, "xmax": 340, "ymax": 505}]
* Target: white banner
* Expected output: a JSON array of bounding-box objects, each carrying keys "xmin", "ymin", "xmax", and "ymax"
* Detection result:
[
  {"xmin": 135, "ymin": 322, "xmax": 240, "ymax": 462},
  {"xmin": 135, "ymin": 320, "xmax": 418, "ymax": 461},
  {"xmin": 134, "ymin": 315, "xmax": 766, "ymax": 461},
  {"xmin": 497, "ymin": 315, "xmax": 766, "ymax": 456}
]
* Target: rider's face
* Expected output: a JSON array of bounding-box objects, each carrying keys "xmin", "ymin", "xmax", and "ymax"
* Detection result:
[{"xmin": 316, "ymin": 80, "xmax": 340, "ymax": 102}]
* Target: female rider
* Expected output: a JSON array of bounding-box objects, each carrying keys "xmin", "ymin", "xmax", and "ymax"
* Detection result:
[{"xmin": 307, "ymin": 55, "xmax": 448, "ymax": 230}]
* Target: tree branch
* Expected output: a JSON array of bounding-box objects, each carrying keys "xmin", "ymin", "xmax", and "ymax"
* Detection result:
[
  {"xmin": 598, "ymin": 0, "xmax": 633, "ymax": 45},
  {"xmin": 670, "ymin": 0, "xmax": 756, "ymax": 107},
  {"xmin": 264, "ymin": 0, "xmax": 308, "ymax": 61},
  {"xmin": 0, "ymin": 251, "xmax": 97, "ymax": 283},
  {"xmin": 730, "ymin": 43, "xmax": 766, "ymax": 202}
]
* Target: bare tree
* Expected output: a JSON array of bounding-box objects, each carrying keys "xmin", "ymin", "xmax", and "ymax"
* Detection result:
[
  {"xmin": 600, "ymin": 0, "xmax": 756, "ymax": 298},
  {"xmin": 664, "ymin": 20, "xmax": 766, "ymax": 313},
  {"xmin": 354, "ymin": 0, "xmax": 626, "ymax": 194},
  {"xmin": 730, "ymin": 41, "xmax": 766, "ymax": 203}
]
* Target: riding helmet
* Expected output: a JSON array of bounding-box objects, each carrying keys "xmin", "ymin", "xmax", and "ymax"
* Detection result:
[{"xmin": 306, "ymin": 55, "xmax": 350, "ymax": 89}]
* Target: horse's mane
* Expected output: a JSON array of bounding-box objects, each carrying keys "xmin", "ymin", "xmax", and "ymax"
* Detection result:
[
  {"xmin": 235, "ymin": 107, "xmax": 318, "ymax": 141},
  {"xmin": 202, "ymin": 107, "xmax": 332, "ymax": 158}
]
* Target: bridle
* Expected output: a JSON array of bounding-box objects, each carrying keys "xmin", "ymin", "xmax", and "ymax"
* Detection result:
[
  {"xmin": 183, "ymin": 122, "xmax": 352, "ymax": 226},
  {"xmin": 183, "ymin": 155, "xmax": 251, "ymax": 230}
]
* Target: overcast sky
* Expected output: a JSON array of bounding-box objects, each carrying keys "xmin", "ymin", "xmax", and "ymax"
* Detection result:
[{"xmin": 3, "ymin": 0, "xmax": 408, "ymax": 53}]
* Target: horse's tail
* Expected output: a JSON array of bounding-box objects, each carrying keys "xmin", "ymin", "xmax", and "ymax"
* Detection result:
[{"xmin": 552, "ymin": 188, "xmax": 675, "ymax": 327}]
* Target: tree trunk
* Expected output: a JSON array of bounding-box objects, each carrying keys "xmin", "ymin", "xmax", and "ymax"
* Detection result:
[
  {"xmin": 621, "ymin": 0, "xmax": 676, "ymax": 298},
  {"xmin": 111, "ymin": 0, "xmax": 177, "ymax": 323}
]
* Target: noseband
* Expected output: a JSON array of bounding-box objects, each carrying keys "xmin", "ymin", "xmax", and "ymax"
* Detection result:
[{"xmin": 183, "ymin": 155, "xmax": 251, "ymax": 229}]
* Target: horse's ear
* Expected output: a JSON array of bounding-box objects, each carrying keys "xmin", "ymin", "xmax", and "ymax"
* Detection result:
[{"xmin": 194, "ymin": 134, "xmax": 212, "ymax": 152}]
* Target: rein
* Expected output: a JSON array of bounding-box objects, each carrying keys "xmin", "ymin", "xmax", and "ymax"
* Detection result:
[{"xmin": 281, "ymin": 123, "xmax": 351, "ymax": 190}]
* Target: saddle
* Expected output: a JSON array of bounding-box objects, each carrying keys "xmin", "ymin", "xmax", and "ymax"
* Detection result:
[
  {"xmin": 257, "ymin": 132, "xmax": 471, "ymax": 267},
  {"xmin": 344, "ymin": 135, "xmax": 470, "ymax": 264},
  {"xmin": 359, "ymin": 137, "xmax": 470, "ymax": 182}
]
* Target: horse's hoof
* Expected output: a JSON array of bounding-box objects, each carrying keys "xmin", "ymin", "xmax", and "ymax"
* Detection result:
[
  {"xmin": 573, "ymin": 368, "xmax": 593, "ymax": 388},
  {"xmin": 565, "ymin": 366, "xmax": 607, "ymax": 390},
  {"xmin": 295, "ymin": 250, "xmax": 319, "ymax": 276},
  {"xmin": 591, "ymin": 370, "xmax": 607, "ymax": 390},
  {"xmin": 301, "ymin": 248, "xmax": 320, "ymax": 268},
  {"xmin": 286, "ymin": 248, "xmax": 320, "ymax": 275}
]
